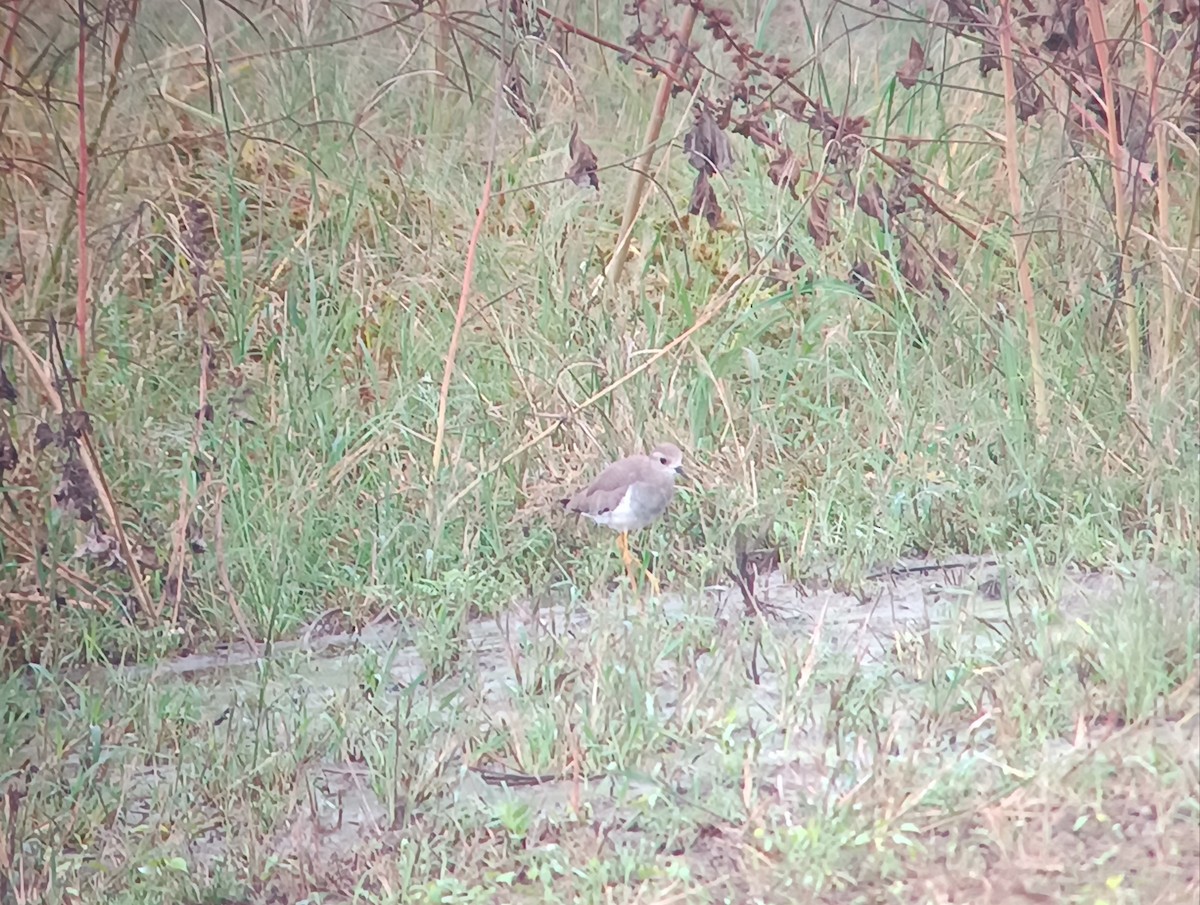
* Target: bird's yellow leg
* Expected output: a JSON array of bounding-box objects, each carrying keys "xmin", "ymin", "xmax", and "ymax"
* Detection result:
[
  {"xmin": 643, "ymin": 566, "xmax": 661, "ymax": 597},
  {"xmin": 617, "ymin": 531, "xmax": 638, "ymax": 589},
  {"xmin": 623, "ymin": 534, "xmax": 659, "ymax": 597}
]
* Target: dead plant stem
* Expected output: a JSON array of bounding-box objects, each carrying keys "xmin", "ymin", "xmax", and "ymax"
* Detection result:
[
  {"xmin": 74, "ymin": 0, "xmax": 90, "ymax": 379},
  {"xmin": 429, "ymin": 35, "xmax": 506, "ymax": 487},
  {"xmin": 1135, "ymin": 0, "xmax": 1176, "ymax": 391},
  {"xmin": 998, "ymin": 0, "xmax": 1050, "ymax": 435},
  {"xmin": 604, "ymin": 5, "xmax": 698, "ymax": 287},
  {"xmin": 0, "ymin": 299, "xmax": 154, "ymax": 618},
  {"xmin": 1084, "ymin": 0, "xmax": 1139, "ymax": 403}
]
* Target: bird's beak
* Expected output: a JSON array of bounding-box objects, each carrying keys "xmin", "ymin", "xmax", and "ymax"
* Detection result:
[{"xmin": 675, "ymin": 465, "xmax": 686, "ymax": 478}]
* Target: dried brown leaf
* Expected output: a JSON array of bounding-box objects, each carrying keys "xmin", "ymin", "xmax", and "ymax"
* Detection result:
[
  {"xmin": 1014, "ymin": 62, "xmax": 1045, "ymax": 120},
  {"xmin": 503, "ymin": 63, "xmax": 539, "ymax": 132},
  {"xmin": 979, "ymin": 43, "xmax": 1002, "ymax": 77},
  {"xmin": 688, "ymin": 172, "xmax": 723, "ymax": 228},
  {"xmin": 0, "ymin": 365, "xmax": 15, "ymax": 403},
  {"xmin": 34, "ymin": 423, "xmax": 57, "ymax": 452},
  {"xmin": 684, "ymin": 106, "xmax": 733, "ymax": 175},
  {"xmin": 933, "ymin": 247, "xmax": 959, "ymax": 300},
  {"xmin": 0, "ymin": 423, "xmax": 16, "ymax": 473},
  {"xmin": 857, "ymin": 180, "xmax": 888, "ymax": 223},
  {"xmin": 887, "ymin": 164, "xmax": 919, "ymax": 213},
  {"xmin": 1167, "ymin": 0, "xmax": 1200, "ymax": 23},
  {"xmin": 764, "ymin": 236, "xmax": 806, "ymax": 285},
  {"xmin": 850, "ymin": 260, "xmax": 876, "ymax": 301},
  {"xmin": 899, "ymin": 236, "xmax": 928, "ymax": 292},
  {"xmin": 54, "ymin": 453, "xmax": 98, "ymax": 521},
  {"xmin": 807, "ymin": 105, "xmax": 868, "ymax": 162},
  {"xmin": 63, "ymin": 410, "xmax": 92, "ymax": 439},
  {"xmin": 896, "ymin": 38, "xmax": 930, "ymax": 89},
  {"xmin": 73, "ymin": 522, "xmax": 123, "ymax": 569},
  {"xmin": 767, "ymin": 148, "xmax": 803, "ymax": 199},
  {"xmin": 181, "ymin": 198, "xmax": 214, "ymax": 274},
  {"xmin": 1121, "ymin": 90, "xmax": 1154, "ymax": 162},
  {"xmin": 944, "ymin": 0, "xmax": 988, "ymax": 36},
  {"xmin": 507, "ymin": 0, "xmax": 534, "ymax": 33},
  {"xmin": 807, "ymin": 195, "xmax": 832, "ymax": 248},
  {"xmin": 565, "ymin": 123, "xmax": 599, "ymax": 190},
  {"xmin": 187, "ymin": 513, "xmax": 207, "ymax": 554},
  {"xmin": 1043, "ymin": 0, "xmax": 1084, "ymax": 51}
]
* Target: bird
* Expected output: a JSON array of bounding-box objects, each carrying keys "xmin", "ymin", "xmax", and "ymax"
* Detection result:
[{"xmin": 561, "ymin": 442, "xmax": 685, "ymax": 594}]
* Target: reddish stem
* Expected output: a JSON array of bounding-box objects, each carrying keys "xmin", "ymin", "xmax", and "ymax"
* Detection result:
[
  {"xmin": 75, "ymin": 0, "xmax": 90, "ymax": 381},
  {"xmin": 1, "ymin": 2, "xmax": 25, "ymax": 87},
  {"xmin": 430, "ymin": 170, "xmax": 492, "ymax": 477}
]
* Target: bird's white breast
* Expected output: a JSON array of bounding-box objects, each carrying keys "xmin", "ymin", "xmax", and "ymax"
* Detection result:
[{"xmin": 581, "ymin": 486, "xmax": 645, "ymax": 531}]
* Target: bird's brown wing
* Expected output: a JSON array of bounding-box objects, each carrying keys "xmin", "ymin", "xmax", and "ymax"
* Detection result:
[{"xmin": 562, "ymin": 455, "xmax": 647, "ymax": 517}]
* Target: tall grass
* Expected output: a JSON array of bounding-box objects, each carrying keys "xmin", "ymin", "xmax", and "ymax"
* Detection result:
[{"xmin": 0, "ymin": 1, "xmax": 1195, "ymax": 644}]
